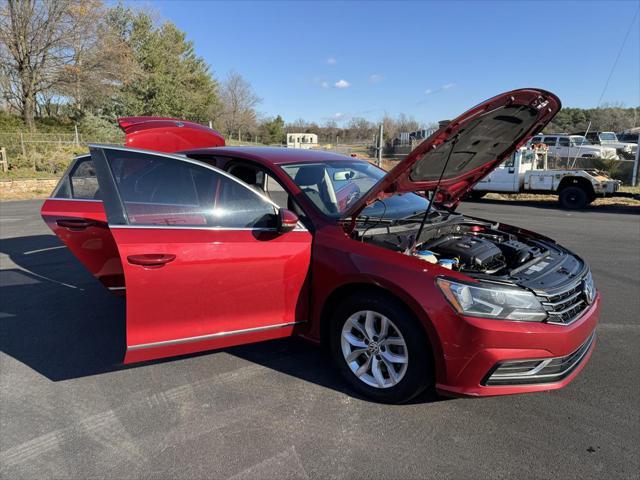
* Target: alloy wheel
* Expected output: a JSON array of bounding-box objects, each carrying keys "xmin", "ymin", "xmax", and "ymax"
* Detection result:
[{"xmin": 340, "ymin": 310, "xmax": 409, "ymax": 389}]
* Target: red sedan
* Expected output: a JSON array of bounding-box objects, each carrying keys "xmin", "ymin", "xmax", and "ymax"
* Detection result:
[{"xmin": 41, "ymin": 89, "xmax": 599, "ymax": 403}]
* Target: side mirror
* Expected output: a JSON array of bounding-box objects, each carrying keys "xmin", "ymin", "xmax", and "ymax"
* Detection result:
[{"xmin": 277, "ymin": 208, "xmax": 299, "ymax": 234}]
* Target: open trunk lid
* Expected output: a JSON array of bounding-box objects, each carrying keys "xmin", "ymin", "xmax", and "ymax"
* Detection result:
[
  {"xmin": 118, "ymin": 116, "xmax": 225, "ymax": 153},
  {"xmin": 344, "ymin": 89, "xmax": 561, "ymax": 217}
]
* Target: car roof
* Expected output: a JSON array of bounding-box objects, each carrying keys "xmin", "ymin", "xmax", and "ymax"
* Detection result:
[{"xmin": 180, "ymin": 146, "xmax": 358, "ymax": 166}]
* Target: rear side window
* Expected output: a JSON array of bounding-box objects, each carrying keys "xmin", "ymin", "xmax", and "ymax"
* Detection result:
[
  {"xmin": 543, "ymin": 137, "xmax": 557, "ymax": 147},
  {"xmin": 54, "ymin": 156, "xmax": 101, "ymax": 200},
  {"xmin": 558, "ymin": 138, "xmax": 570, "ymax": 147},
  {"xmin": 104, "ymin": 150, "xmax": 276, "ymax": 228}
]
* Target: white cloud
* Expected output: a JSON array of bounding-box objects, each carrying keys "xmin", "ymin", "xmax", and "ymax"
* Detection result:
[
  {"xmin": 425, "ymin": 82, "xmax": 456, "ymax": 95},
  {"xmin": 320, "ymin": 81, "xmax": 329, "ymax": 89},
  {"xmin": 369, "ymin": 74, "xmax": 383, "ymax": 84},
  {"xmin": 332, "ymin": 112, "xmax": 346, "ymax": 120},
  {"xmin": 334, "ymin": 79, "xmax": 350, "ymax": 89},
  {"xmin": 327, "ymin": 57, "xmax": 337, "ymax": 65}
]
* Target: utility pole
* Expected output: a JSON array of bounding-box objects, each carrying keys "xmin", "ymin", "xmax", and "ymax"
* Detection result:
[
  {"xmin": 377, "ymin": 123, "xmax": 384, "ymax": 167},
  {"xmin": 632, "ymin": 137, "xmax": 639, "ymax": 186}
]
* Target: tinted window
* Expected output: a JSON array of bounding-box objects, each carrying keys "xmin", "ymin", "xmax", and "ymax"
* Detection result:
[
  {"xmin": 543, "ymin": 137, "xmax": 557, "ymax": 146},
  {"xmin": 558, "ymin": 138, "xmax": 570, "ymax": 147},
  {"xmin": 105, "ymin": 150, "xmax": 276, "ymax": 228},
  {"xmin": 54, "ymin": 156, "xmax": 101, "ymax": 200},
  {"xmin": 503, "ymin": 154, "xmax": 515, "ymax": 168},
  {"xmin": 530, "ymin": 136, "xmax": 542, "ymax": 143}
]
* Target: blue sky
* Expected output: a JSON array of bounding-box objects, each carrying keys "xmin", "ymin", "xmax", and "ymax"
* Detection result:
[{"xmin": 143, "ymin": 0, "xmax": 638, "ymax": 125}]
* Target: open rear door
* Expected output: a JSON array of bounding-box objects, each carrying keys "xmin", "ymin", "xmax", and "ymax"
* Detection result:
[
  {"xmin": 118, "ymin": 116, "xmax": 226, "ymax": 153},
  {"xmin": 41, "ymin": 155, "xmax": 124, "ymax": 292},
  {"xmin": 85, "ymin": 145, "xmax": 312, "ymax": 363}
]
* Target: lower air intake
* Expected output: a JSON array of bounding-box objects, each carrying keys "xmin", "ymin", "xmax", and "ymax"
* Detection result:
[{"xmin": 482, "ymin": 332, "xmax": 595, "ymax": 386}]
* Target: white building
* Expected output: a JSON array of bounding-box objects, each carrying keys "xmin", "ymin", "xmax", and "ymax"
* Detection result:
[{"xmin": 287, "ymin": 133, "xmax": 318, "ymax": 149}]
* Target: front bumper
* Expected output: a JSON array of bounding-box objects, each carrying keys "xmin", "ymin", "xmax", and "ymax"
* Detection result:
[{"xmin": 435, "ymin": 293, "xmax": 600, "ymax": 397}]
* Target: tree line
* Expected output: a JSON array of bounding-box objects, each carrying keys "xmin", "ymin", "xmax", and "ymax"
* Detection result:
[{"xmin": 1, "ymin": 1, "xmax": 637, "ymax": 146}]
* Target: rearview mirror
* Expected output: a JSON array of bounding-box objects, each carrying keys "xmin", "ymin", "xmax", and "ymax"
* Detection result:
[
  {"xmin": 333, "ymin": 170, "xmax": 355, "ymax": 181},
  {"xmin": 277, "ymin": 208, "xmax": 299, "ymax": 234}
]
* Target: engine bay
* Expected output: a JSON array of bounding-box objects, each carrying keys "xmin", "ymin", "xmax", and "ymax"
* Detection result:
[
  {"xmin": 352, "ymin": 212, "xmax": 580, "ymax": 288},
  {"xmin": 420, "ymin": 229, "xmax": 544, "ymax": 274}
]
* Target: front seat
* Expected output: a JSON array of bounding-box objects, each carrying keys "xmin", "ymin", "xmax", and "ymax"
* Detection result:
[
  {"xmin": 293, "ymin": 165, "xmax": 337, "ymax": 214},
  {"xmin": 231, "ymin": 165, "xmax": 266, "ymax": 196}
]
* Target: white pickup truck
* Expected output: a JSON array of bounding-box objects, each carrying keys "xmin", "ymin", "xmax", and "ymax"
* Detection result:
[{"xmin": 472, "ymin": 146, "xmax": 621, "ymax": 209}]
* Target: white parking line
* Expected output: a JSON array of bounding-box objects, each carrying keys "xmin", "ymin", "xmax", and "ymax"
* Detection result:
[{"xmin": 23, "ymin": 245, "xmax": 66, "ymax": 255}]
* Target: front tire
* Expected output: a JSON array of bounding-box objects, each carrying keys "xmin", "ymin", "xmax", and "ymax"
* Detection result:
[
  {"xmin": 329, "ymin": 292, "xmax": 433, "ymax": 403},
  {"xmin": 559, "ymin": 186, "xmax": 590, "ymax": 209}
]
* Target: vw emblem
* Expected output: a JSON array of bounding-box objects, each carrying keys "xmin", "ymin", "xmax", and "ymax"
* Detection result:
[{"xmin": 583, "ymin": 279, "xmax": 595, "ymax": 305}]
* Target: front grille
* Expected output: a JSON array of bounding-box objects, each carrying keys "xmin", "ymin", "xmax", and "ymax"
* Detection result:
[
  {"xmin": 537, "ymin": 276, "xmax": 590, "ymax": 325},
  {"xmin": 482, "ymin": 332, "xmax": 595, "ymax": 386}
]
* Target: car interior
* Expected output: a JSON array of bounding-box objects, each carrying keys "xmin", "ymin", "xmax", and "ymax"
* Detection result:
[{"xmin": 226, "ymin": 162, "xmax": 311, "ymax": 222}]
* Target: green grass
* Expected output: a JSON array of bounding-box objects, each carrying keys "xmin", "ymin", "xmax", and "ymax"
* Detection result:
[
  {"xmin": 0, "ymin": 168, "xmax": 60, "ymax": 180},
  {"xmin": 620, "ymin": 185, "xmax": 640, "ymax": 194}
]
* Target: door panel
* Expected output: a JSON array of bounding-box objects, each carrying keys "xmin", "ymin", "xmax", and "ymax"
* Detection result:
[
  {"xmin": 87, "ymin": 146, "xmax": 313, "ymax": 363},
  {"xmin": 41, "ymin": 198, "xmax": 125, "ymax": 291},
  {"xmin": 115, "ymin": 227, "xmax": 312, "ymax": 363}
]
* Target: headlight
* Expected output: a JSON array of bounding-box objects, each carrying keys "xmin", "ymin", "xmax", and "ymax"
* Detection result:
[
  {"xmin": 623, "ymin": 145, "xmax": 632, "ymax": 152},
  {"xmin": 437, "ymin": 278, "xmax": 547, "ymax": 321}
]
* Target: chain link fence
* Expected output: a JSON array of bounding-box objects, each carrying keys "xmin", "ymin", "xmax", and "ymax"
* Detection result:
[{"xmin": 0, "ymin": 131, "xmax": 124, "ymax": 175}]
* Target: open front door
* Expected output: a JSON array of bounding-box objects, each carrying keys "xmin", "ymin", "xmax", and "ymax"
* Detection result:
[{"xmin": 89, "ymin": 145, "xmax": 312, "ymax": 363}]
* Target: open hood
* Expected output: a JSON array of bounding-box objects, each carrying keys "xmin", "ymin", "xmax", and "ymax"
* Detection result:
[
  {"xmin": 344, "ymin": 89, "xmax": 561, "ymax": 218},
  {"xmin": 118, "ymin": 116, "xmax": 225, "ymax": 153}
]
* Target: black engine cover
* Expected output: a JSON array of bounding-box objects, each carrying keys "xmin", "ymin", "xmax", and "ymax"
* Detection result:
[{"xmin": 431, "ymin": 235, "xmax": 504, "ymax": 269}]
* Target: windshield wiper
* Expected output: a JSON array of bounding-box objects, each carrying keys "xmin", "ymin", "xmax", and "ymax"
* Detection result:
[
  {"xmin": 401, "ymin": 210, "xmax": 442, "ymax": 221},
  {"xmin": 352, "ymin": 214, "xmax": 438, "ymax": 225},
  {"xmin": 352, "ymin": 215, "xmax": 396, "ymax": 224}
]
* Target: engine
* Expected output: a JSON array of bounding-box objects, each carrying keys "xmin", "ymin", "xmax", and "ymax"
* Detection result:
[
  {"xmin": 426, "ymin": 235, "xmax": 506, "ymax": 273},
  {"xmin": 355, "ymin": 215, "xmax": 546, "ymax": 276},
  {"xmin": 417, "ymin": 230, "xmax": 544, "ymax": 274}
]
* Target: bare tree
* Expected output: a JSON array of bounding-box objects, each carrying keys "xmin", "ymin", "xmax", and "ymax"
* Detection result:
[
  {"xmin": 217, "ymin": 71, "xmax": 261, "ymax": 140},
  {"xmin": 0, "ymin": 0, "xmax": 73, "ymax": 129},
  {"xmin": 55, "ymin": 0, "xmax": 136, "ymax": 113}
]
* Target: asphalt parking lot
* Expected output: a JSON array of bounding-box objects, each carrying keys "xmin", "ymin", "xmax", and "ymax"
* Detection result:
[{"xmin": 1, "ymin": 199, "xmax": 639, "ymax": 479}]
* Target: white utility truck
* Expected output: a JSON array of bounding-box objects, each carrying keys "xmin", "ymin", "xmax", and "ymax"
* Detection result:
[{"xmin": 471, "ymin": 145, "xmax": 621, "ymax": 209}]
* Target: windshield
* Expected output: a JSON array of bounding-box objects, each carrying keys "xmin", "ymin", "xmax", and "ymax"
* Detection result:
[
  {"xmin": 281, "ymin": 160, "xmax": 430, "ymax": 219},
  {"xmin": 570, "ymin": 136, "xmax": 592, "ymax": 146},
  {"xmin": 599, "ymin": 132, "xmax": 618, "ymax": 142}
]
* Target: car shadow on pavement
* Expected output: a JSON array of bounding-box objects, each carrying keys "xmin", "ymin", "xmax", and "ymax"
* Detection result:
[
  {"xmin": 0, "ymin": 233, "xmax": 441, "ymax": 404},
  {"xmin": 226, "ymin": 338, "xmax": 441, "ymax": 404},
  {"xmin": 0, "ymin": 234, "xmax": 128, "ymax": 381}
]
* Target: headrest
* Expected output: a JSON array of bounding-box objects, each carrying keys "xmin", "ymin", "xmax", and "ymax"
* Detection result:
[
  {"xmin": 294, "ymin": 165, "xmax": 325, "ymax": 186},
  {"xmin": 232, "ymin": 166, "xmax": 258, "ymax": 185}
]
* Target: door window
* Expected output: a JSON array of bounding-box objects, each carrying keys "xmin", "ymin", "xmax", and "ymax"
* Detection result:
[
  {"xmin": 104, "ymin": 150, "xmax": 277, "ymax": 228},
  {"xmin": 542, "ymin": 137, "xmax": 557, "ymax": 147},
  {"xmin": 54, "ymin": 156, "xmax": 101, "ymax": 200},
  {"xmin": 558, "ymin": 138, "xmax": 570, "ymax": 147}
]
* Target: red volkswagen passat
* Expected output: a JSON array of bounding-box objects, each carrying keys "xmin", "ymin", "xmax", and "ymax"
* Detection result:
[{"xmin": 41, "ymin": 89, "xmax": 599, "ymax": 403}]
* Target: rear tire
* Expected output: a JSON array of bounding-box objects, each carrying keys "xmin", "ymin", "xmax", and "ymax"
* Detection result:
[
  {"xmin": 559, "ymin": 186, "xmax": 589, "ymax": 209},
  {"xmin": 468, "ymin": 191, "xmax": 487, "ymax": 200},
  {"xmin": 329, "ymin": 291, "xmax": 433, "ymax": 404}
]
